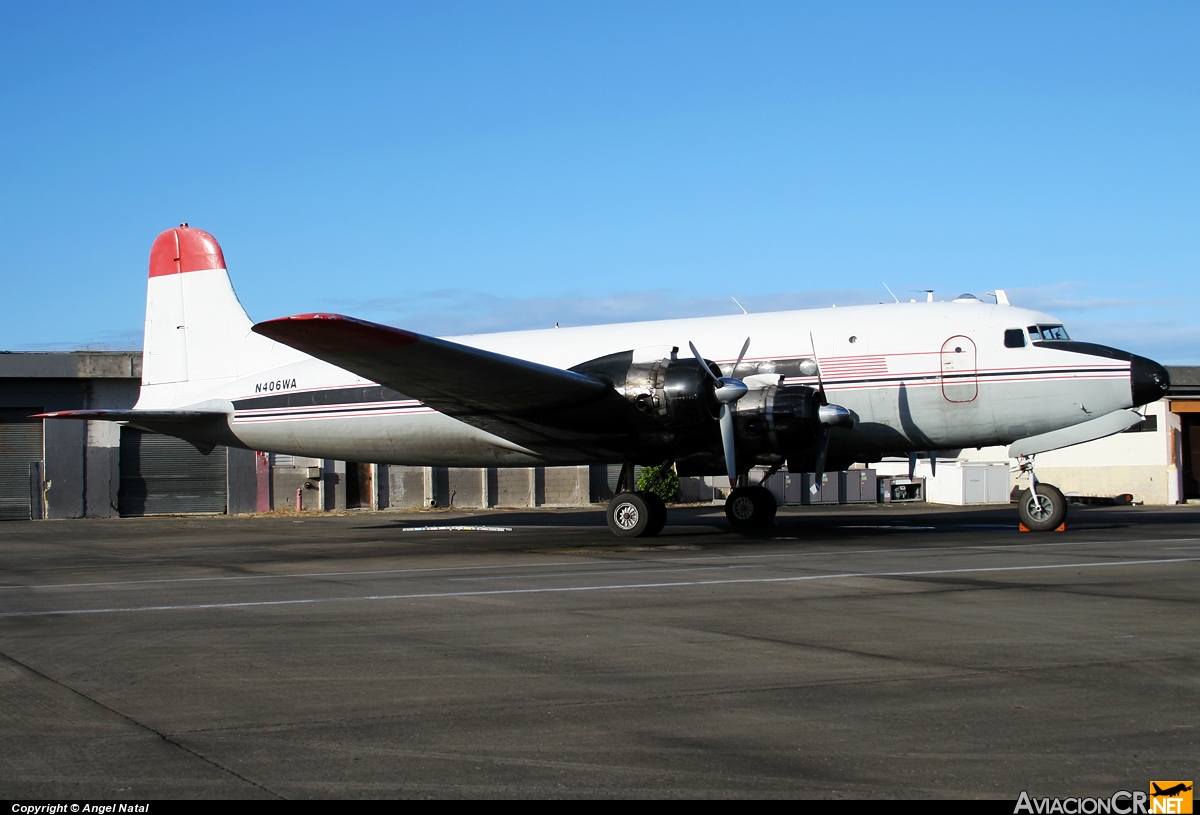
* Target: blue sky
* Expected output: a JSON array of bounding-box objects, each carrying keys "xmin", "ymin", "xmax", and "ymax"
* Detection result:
[{"xmin": 1, "ymin": 2, "xmax": 1197, "ymax": 362}]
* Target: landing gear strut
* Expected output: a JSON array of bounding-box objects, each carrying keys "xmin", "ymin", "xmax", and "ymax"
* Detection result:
[{"xmin": 1015, "ymin": 456, "xmax": 1068, "ymax": 532}]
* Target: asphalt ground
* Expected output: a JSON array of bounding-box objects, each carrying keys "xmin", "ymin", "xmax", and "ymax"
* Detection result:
[{"xmin": 0, "ymin": 502, "xmax": 1197, "ymax": 799}]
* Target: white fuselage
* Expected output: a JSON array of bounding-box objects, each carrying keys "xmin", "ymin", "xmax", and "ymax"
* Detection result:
[{"xmin": 136, "ymin": 298, "xmax": 1134, "ymax": 468}]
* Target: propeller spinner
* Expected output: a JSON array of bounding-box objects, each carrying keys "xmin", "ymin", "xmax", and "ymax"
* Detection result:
[{"xmin": 689, "ymin": 338, "xmax": 751, "ymax": 487}]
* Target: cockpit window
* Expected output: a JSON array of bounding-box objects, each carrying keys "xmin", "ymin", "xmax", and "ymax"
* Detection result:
[
  {"xmin": 1004, "ymin": 328, "xmax": 1026, "ymax": 348},
  {"xmin": 1027, "ymin": 324, "xmax": 1070, "ymax": 341}
]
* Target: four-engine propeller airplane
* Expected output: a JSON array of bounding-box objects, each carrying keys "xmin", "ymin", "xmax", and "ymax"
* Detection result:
[{"xmin": 37, "ymin": 226, "xmax": 1171, "ymax": 536}]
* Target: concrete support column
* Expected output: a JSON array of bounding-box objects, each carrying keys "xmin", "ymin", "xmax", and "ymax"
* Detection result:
[{"xmin": 84, "ymin": 419, "xmax": 120, "ymax": 518}]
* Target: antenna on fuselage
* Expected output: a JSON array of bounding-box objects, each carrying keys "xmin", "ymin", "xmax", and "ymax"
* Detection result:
[
  {"xmin": 882, "ymin": 283, "xmax": 900, "ymax": 303},
  {"xmin": 731, "ymin": 297, "xmax": 749, "ymax": 314},
  {"xmin": 925, "ymin": 290, "xmax": 934, "ymax": 302}
]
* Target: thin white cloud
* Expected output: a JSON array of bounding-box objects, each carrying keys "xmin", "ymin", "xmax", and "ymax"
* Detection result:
[{"xmin": 9, "ymin": 282, "xmax": 1197, "ymax": 365}]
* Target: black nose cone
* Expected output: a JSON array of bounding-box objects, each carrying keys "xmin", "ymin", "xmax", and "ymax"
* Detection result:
[{"xmin": 1131, "ymin": 356, "xmax": 1170, "ymax": 406}]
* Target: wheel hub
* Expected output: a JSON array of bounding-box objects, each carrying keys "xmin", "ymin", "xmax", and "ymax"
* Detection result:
[
  {"xmin": 1026, "ymin": 493, "xmax": 1054, "ymax": 521},
  {"xmin": 730, "ymin": 496, "xmax": 756, "ymax": 521},
  {"xmin": 614, "ymin": 502, "xmax": 640, "ymax": 530}
]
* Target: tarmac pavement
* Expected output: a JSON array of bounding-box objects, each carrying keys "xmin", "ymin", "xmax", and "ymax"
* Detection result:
[{"xmin": 0, "ymin": 502, "xmax": 1196, "ymax": 798}]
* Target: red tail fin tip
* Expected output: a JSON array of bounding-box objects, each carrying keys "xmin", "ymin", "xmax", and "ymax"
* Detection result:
[{"xmin": 148, "ymin": 226, "xmax": 226, "ymax": 277}]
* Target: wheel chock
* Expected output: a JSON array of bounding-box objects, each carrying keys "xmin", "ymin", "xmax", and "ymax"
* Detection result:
[
  {"xmin": 1018, "ymin": 522, "xmax": 1067, "ymax": 533},
  {"xmin": 1019, "ymin": 523, "xmax": 1030, "ymax": 532}
]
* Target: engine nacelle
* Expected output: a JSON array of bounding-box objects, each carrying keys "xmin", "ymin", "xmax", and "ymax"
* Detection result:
[
  {"xmin": 733, "ymin": 383, "xmax": 821, "ymax": 455},
  {"xmin": 621, "ymin": 355, "xmax": 820, "ymax": 454},
  {"xmin": 621, "ymin": 356, "xmax": 718, "ymax": 430},
  {"xmin": 571, "ymin": 348, "xmax": 829, "ymax": 465}
]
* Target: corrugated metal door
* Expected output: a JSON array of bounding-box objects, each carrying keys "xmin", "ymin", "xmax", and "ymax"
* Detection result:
[
  {"xmin": 0, "ymin": 412, "xmax": 43, "ymax": 520},
  {"xmin": 118, "ymin": 428, "xmax": 227, "ymax": 516}
]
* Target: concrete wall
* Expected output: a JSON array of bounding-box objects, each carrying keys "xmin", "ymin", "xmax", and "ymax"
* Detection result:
[
  {"xmin": 387, "ymin": 465, "xmax": 428, "ymax": 509},
  {"xmin": 494, "ymin": 467, "xmax": 536, "ymax": 507},
  {"xmin": 542, "ymin": 466, "xmax": 589, "ymax": 506},
  {"xmin": 447, "ymin": 468, "xmax": 486, "ymax": 508}
]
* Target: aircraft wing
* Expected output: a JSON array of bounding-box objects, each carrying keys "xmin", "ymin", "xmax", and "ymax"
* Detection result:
[
  {"xmin": 252, "ymin": 313, "xmax": 609, "ymax": 414},
  {"xmin": 251, "ymin": 314, "xmax": 629, "ymax": 457}
]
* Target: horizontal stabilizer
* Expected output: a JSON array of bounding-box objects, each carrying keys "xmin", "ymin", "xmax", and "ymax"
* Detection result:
[
  {"xmin": 31, "ymin": 409, "xmax": 226, "ymax": 422},
  {"xmin": 1008, "ymin": 409, "xmax": 1144, "ymax": 458},
  {"xmin": 252, "ymin": 313, "xmax": 610, "ymax": 415}
]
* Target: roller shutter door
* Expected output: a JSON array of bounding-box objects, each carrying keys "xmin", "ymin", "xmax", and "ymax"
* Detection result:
[
  {"xmin": 118, "ymin": 428, "xmax": 227, "ymax": 516},
  {"xmin": 0, "ymin": 413, "xmax": 43, "ymax": 521}
]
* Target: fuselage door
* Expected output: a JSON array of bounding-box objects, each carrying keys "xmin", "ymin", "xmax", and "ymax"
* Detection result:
[{"xmin": 940, "ymin": 336, "xmax": 977, "ymax": 402}]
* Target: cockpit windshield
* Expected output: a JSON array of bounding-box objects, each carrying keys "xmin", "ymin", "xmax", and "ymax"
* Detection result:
[{"xmin": 1028, "ymin": 324, "xmax": 1070, "ymax": 341}]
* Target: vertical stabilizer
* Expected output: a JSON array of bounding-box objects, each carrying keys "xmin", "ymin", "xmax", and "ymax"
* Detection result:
[{"xmin": 140, "ymin": 225, "xmax": 298, "ymax": 406}]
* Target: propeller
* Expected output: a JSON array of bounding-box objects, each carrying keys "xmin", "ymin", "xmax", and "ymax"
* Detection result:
[
  {"xmin": 809, "ymin": 333, "xmax": 855, "ymax": 495},
  {"xmin": 689, "ymin": 338, "xmax": 751, "ymax": 487}
]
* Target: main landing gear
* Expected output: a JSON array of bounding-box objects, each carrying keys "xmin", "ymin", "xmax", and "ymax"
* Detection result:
[
  {"xmin": 606, "ymin": 490, "xmax": 667, "ymax": 538},
  {"xmin": 724, "ymin": 486, "xmax": 777, "ymax": 529},
  {"xmin": 605, "ymin": 463, "xmax": 782, "ymax": 538},
  {"xmin": 606, "ymin": 462, "xmax": 670, "ymax": 538},
  {"xmin": 1015, "ymin": 456, "xmax": 1068, "ymax": 532}
]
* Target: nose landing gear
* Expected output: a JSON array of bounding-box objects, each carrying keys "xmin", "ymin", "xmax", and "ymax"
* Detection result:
[{"xmin": 1015, "ymin": 457, "xmax": 1068, "ymax": 532}]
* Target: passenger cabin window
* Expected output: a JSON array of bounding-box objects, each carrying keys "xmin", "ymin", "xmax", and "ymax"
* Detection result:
[
  {"xmin": 1004, "ymin": 328, "xmax": 1026, "ymax": 348},
  {"xmin": 1026, "ymin": 324, "xmax": 1071, "ymax": 341}
]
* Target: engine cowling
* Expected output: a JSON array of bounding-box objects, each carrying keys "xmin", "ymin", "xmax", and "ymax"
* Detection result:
[
  {"xmin": 618, "ymin": 355, "xmax": 718, "ymax": 428},
  {"xmin": 732, "ymin": 383, "xmax": 820, "ymax": 456},
  {"xmin": 619, "ymin": 354, "xmax": 821, "ymax": 454},
  {"xmin": 571, "ymin": 348, "xmax": 830, "ymax": 466}
]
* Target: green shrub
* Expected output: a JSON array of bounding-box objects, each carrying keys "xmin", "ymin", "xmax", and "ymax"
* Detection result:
[{"xmin": 637, "ymin": 464, "xmax": 680, "ymax": 503}]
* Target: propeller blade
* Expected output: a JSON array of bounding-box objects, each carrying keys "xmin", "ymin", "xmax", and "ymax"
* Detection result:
[
  {"xmin": 810, "ymin": 425, "xmax": 831, "ymax": 495},
  {"xmin": 930, "ymin": 450, "xmax": 937, "ymax": 477},
  {"xmin": 908, "ymin": 452, "xmax": 917, "ymax": 480},
  {"xmin": 720, "ymin": 404, "xmax": 738, "ymax": 487},
  {"xmin": 689, "ymin": 341, "xmax": 720, "ymax": 383},
  {"xmin": 808, "ymin": 332, "xmax": 827, "ymax": 406},
  {"xmin": 733, "ymin": 337, "xmax": 750, "ymax": 374}
]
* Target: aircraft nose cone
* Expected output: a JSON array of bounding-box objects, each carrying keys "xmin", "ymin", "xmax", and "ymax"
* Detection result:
[{"xmin": 1131, "ymin": 355, "xmax": 1170, "ymax": 406}]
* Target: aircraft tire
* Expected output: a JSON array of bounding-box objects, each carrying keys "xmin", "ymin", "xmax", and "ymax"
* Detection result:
[
  {"xmin": 607, "ymin": 491, "xmax": 653, "ymax": 537},
  {"xmin": 638, "ymin": 491, "xmax": 668, "ymax": 537},
  {"xmin": 749, "ymin": 486, "xmax": 777, "ymax": 526},
  {"xmin": 1017, "ymin": 483, "xmax": 1068, "ymax": 531},
  {"xmin": 725, "ymin": 486, "xmax": 775, "ymax": 529}
]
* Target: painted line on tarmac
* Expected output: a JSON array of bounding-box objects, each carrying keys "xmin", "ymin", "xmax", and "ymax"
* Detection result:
[
  {"xmin": 448, "ymin": 563, "xmax": 770, "ymax": 582},
  {"xmin": 2, "ymin": 536, "xmax": 1198, "ymax": 593},
  {"xmin": 1, "ymin": 557, "xmax": 1196, "ymax": 619},
  {"xmin": 401, "ymin": 526, "xmax": 512, "ymax": 532}
]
